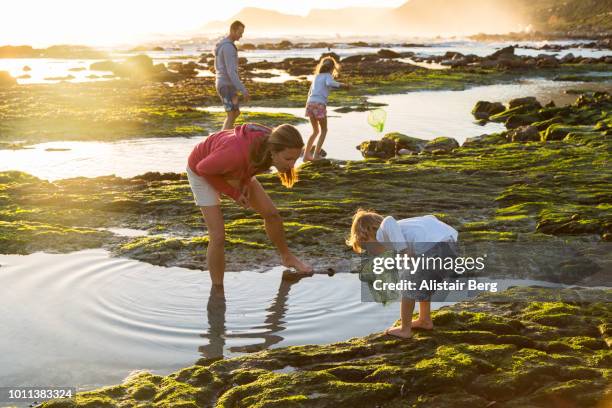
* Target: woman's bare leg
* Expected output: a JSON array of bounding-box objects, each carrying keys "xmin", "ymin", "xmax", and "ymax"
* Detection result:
[
  {"xmin": 303, "ymin": 116, "xmax": 319, "ymax": 162},
  {"xmin": 200, "ymin": 205, "xmax": 226, "ymax": 285},
  {"xmin": 247, "ymin": 178, "xmax": 312, "ymax": 273},
  {"xmin": 314, "ymin": 117, "xmax": 327, "ymax": 159}
]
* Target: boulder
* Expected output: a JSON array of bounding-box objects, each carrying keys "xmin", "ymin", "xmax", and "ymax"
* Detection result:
[
  {"xmin": 531, "ymin": 116, "xmax": 564, "ymax": 131},
  {"xmin": 377, "ymin": 49, "xmax": 401, "ymax": 58},
  {"xmin": 505, "ymin": 114, "xmax": 540, "ymax": 130},
  {"xmin": 508, "ymin": 97, "xmax": 541, "ymax": 110},
  {"xmin": 341, "ymin": 54, "xmax": 365, "ymax": 63},
  {"xmin": 488, "ymin": 45, "xmax": 515, "ymax": 59},
  {"xmin": 423, "ymin": 137, "xmax": 459, "ymax": 153},
  {"xmin": 536, "ymin": 55, "xmax": 559, "ymax": 68},
  {"xmin": 560, "ymin": 53, "xmax": 575, "ymax": 63},
  {"xmin": 490, "ymin": 103, "xmax": 541, "ymax": 122},
  {"xmin": 471, "ymin": 101, "xmax": 506, "ymax": 120},
  {"xmin": 462, "ymin": 133, "xmax": 506, "ymax": 147},
  {"xmin": 0, "ymin": 71, "xmax": 17, "ymax": 87},
  {"xmin": 542, "ymin": 124, "xmax": 597, "ymax": 141},
  {"xmin": 507, "ymin": 125, "xmax": 540, "ymax": 142},
  {"xmin": 382, "ymin": 132, "xmax": 427, "ymax": 153},
  {"xmin": 357, "ymin": 139, "xmax": 396, "ymax": 159}
]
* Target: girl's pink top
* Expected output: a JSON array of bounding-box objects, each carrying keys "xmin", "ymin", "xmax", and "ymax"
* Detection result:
[{"xmin": 187, "ymin": 123, "xmax": 271, "ymax": 200}]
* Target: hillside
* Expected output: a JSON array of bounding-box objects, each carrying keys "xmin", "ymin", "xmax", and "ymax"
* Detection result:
[{"xmin": 203, "ymin": 0, "xmax": 612, "ymax": 37}]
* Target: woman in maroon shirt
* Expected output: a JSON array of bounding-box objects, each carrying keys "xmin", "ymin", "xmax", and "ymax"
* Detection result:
[{"xmin": 187, "ymin": 123, "xmax": 313, "ymax": 285}]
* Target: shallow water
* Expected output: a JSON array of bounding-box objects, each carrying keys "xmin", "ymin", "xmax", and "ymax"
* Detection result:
[
  {"xmin": 0, "ymin": 249, "xmax": 577, "ymax": 397},
  {"xmin": 1, "ymin": 40, "xmax": 609, "ymax": 85},
  {"xmin": 0, "ymin": 249, "xmax": 401, "ymax": 392},
  {"xmin": 1, "ymin": 78, "xmax": 610, "ymax": 180}
]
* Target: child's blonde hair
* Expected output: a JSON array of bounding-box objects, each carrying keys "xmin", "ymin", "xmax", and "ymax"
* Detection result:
[
  {"xmin": 346, "ymin": 208, "xmax": 384, "ymax": 253},
  {"xmin": 314, "ymin": 56, "xmax": 340, "ymax": 77}
]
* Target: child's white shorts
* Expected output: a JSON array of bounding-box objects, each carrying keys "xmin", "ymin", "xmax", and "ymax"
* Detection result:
[{"xmin": 186, "ymin": 166, "xmax": 220, "ymax": 207}]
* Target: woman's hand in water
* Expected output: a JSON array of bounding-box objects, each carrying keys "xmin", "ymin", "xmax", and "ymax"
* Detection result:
[{"xmin": 281, "ymin": 253, "xmax": 313, "ymax": 274}]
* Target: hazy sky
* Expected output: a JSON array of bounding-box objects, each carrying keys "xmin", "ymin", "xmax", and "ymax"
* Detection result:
[{"xmin": 2, "ymin": 0, "xmax": 406, "ymax": 46}]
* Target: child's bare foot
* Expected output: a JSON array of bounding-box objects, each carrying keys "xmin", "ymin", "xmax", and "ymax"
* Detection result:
[
  {"xmin": 303, "ymin": 154, "xmax": 314, "ymax": 162},
  {"xmin": 411, "ymin": 319, "xmax": 434, "ymax": 330},
  {"xmin": 281, "ymin": 253, "xmax": 313, "ymax": 274},
  {"xmin": 384, "ymin": 326, "xmax": 412, "ymax": 339}
]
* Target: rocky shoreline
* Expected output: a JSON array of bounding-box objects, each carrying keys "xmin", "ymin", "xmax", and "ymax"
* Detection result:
[
  {"xmin": 36, "ymin": 287, "xmax": 611, "ymax": 407},
  {"xmin": 1, "ymin": 46, "xmax": 610, "ymax": 144},
  {"xmin": 1, "ymin": 91, "xmax": 609, "ymax": 284},
  {"xmin": 1, "ymin": 42, "xmax": 610, "ymax": 407}
]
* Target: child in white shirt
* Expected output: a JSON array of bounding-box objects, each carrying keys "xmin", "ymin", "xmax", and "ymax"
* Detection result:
[
  {"xmin": 347, "ymin": 209, "xmax": 459, "ymax": 339},
  {"xmin": 303, "ymin": 56, "xmax": 350, "ymax": 161}
]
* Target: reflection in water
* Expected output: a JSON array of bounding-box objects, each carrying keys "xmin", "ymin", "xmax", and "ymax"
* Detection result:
[{"xmin": 200, "ymin": 271, "xmax": 310, "ymax": 358}]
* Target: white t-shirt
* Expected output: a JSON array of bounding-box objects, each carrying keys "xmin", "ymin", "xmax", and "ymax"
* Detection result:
[
  {"xmin": 376, "ymin": 215, "xmax": 458, "ymax": 255},
  {"xmin": 306, "ymin": 73, "xmax": 341, "ymax": 105}
]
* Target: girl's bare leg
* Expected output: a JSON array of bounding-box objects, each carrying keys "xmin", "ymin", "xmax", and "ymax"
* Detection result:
[
  {"xmin": 412, "ymin": 301, "xmax": 434, "ymax": 329},
  {"xmin": 247, "ymin": 178, "xmax": 312, "ymax": 273},
  {"xmin": 385, "ymin": 298, "xmax": 414, "ymax": 338},
  {"xmin": 200, "ymin": 205, "xmax": 226, "ymax": 286},
  {"xmin": 313, "ymin": 117, "xmax": 327, "ymax": 159},
  {"xmin": 303, "ymin": 116, "xmax": 319, "ymax": 161}
]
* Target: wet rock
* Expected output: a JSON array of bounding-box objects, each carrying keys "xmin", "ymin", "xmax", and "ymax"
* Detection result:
[
  {"xmin": 38, "ymin": 287, "xmax": 612, "ymax": 408},
  {"xmin": 471, "ymin": 101, "xmax": 506, "ymax": 120},
  {"xmin": 341, "ymin": 54, "xmax": 369, "ymax": 63},
  {"xmin": 357, "ymin": 138, "xmax": 396, "ymax": 159},
  {"xmin": 377, "ymin": 49, "xmax": 401, "ymax": 58},
  {"xmin": 505, "ymin": 114, "xmax": 541, "ymax": 130},
  {"xmin": 561, "ymin": 53, "xmax": 576, "ymax": 63},
  {"xmin": 542, "ymin": 124, "xmax": 596, "ymax": 141},
  {"xmin": 383, "ymin": 132, "xmax": 427, "ymax": 153},
  {"xmin": 488, "ymin": 45, "xmax": 515, "ymax": 59},
  {"xmin": 507, "ymin": 125, "xmax": 540, "ymax": 142},
  {"xmin": 424, "ymin": 137, "xmax": 459, "ymax": 153},
  {"xmin": 536, "ymin": 55, "xmax": 560, "ymax": 68},
  {"xmin": 531, "ymin": 116, "xmax": 564, "ymax": 131},
  {"xmin": 508, "ymin": 97, "xmax": 541, "ymax": 110},
  {"xmin": 462, "ymin": 134, "xmax": 506, "ymax": 147}
]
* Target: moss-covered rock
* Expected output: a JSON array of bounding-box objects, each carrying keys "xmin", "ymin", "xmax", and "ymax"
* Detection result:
[
  {"xmin": 423, "ymin": 136, "xmax": 459, "ymax": 153},
  {"xmin": 39, "ymin": 287, "xmax": 611, "ymax": 408},
  {"xmin": 471, "ymin": 100, "xmax": 505, "ymax": 120}
]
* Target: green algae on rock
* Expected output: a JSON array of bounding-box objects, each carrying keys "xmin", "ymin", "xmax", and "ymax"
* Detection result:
[
  {"xmin": 1, "ymin": 92, "xmax": 609, "ymax": 279},
  {"xmin": 38, "ymin": 287, "xmax": 612, "ymax": 408}
]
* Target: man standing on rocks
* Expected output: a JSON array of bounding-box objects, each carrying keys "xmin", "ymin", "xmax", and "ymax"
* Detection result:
[{"xmin": 214, "ymin": 20, "xmax": 249, "ymax": 130}]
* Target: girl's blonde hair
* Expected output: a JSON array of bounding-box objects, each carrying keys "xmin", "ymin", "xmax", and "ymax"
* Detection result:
[
  {"xmin": 250, "ymin": 124, "xmax": 304, "ymax": 188},
  {"xmin": 314, "ymin": 56, "xmax": 340, "ymax": 77},
  {"xmin": 346, "ymin": 208, "xmax": 384, "ymax": 253}
]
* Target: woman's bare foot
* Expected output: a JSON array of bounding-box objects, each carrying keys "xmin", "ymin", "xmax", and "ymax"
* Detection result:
[
  {"xmin": 385, "ymin": 326, "xmax": 412, "ymax": 339},
  {"xmin": 281, "ymin": 253, "xmax": 313, "ymax": 273},
  {"xmin": 411, "ymin": 319, "xmax": 434, "ymax": 330}
]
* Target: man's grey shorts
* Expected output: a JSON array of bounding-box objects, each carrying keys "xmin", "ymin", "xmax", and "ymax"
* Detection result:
[
  {"xmin": 217, "ymin": 84, "xmax": 239, "ymax": 112},
  {"xmin": 186, "ymin": 166, "xmax": 220, "ymax": 207}
]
